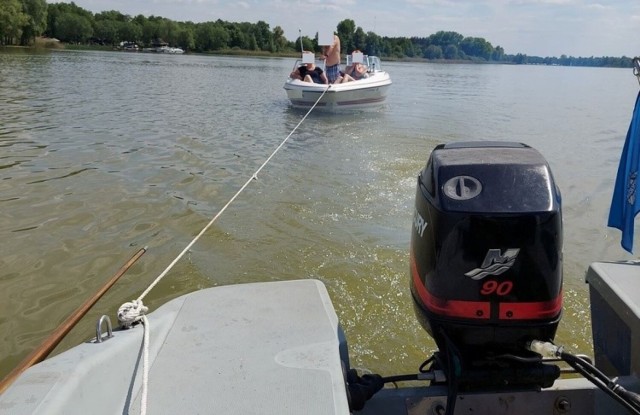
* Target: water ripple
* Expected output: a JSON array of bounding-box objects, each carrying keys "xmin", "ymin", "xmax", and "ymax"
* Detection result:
[{"xmin": 0, "ymin": 51, "xmax": 636, "ymax": 380}]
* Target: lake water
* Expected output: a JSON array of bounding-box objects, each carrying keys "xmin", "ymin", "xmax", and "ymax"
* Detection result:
[{"xmin": 0, "ymin": 49, "xmax": 638, "ymax": 380}]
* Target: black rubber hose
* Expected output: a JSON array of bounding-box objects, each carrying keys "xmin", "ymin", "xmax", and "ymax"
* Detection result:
[
  {"xmin": 439, "ymin": 330, "xmax": 461, "ymax": 415},
  {"xmin": 380, "ymin": 374, "xmax": 420, "ymax": 383},
  {"xmin": 346, "ymin": 369, "xmax": 384, "ymax": 411},
  {"xmin": 561, "ymin": 352, "xmax": 640, "ymax": 415}
]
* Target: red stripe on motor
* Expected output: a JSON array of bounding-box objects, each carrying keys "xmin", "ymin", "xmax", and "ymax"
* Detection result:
[
  {"xmin": 411, "ymin": 253, "xmax": 490, "ymax": 319},
  {"xmin": 411, "ymin": 253, "xmax": 562, "ymax": 321},
  {"xmin": 498, "ymin": 295, "xmax": 562, "ymax": 320}
]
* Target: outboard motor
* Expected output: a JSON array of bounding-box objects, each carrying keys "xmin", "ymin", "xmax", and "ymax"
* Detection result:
[{"xmin": 410, "ymin": 141, "xmax": 563, "ymax": 391}]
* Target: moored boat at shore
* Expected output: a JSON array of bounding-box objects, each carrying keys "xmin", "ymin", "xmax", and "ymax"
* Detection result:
[{"xmin": 141, "ymin": 39, "xmax": 185, "ymax": 54}]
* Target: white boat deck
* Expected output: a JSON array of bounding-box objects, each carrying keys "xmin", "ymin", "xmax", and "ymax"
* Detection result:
[{"xmin": 0, "ymin": 280, "xmax": 350, "ymax": 414}]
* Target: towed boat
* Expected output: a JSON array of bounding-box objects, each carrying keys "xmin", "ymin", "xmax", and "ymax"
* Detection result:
[
  {"xmin": 1, "ymin": 141, "xmax": 640, "ymax": 415},
  {"xmin": 283, "ymin": 53, "xmax": 392, "ymax": 111}
]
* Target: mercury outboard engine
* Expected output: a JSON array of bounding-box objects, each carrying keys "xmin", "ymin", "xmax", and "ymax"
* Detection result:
[{"xmin": 410, "ymin": 141, "xmax": 563, "ymax": 392}]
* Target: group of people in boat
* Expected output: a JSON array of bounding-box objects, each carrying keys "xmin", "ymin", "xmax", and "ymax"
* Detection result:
[{"xmin": 289, "ymin": 34, "xmax": 369, "ymax": 85}]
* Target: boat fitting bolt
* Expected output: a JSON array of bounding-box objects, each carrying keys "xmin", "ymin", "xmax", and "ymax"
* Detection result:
[
  {"xmin": 429, "ymin": 401, "xmax": 447, "ymax": 415},
  {"xmin": 555, "ymin": 397, "xmax": 571, "ymax": 413}
]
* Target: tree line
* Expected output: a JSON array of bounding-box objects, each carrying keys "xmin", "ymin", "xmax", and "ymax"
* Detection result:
[{"xmin": 0, "ymin": 0, "xmax": 633, "ymax": 68}]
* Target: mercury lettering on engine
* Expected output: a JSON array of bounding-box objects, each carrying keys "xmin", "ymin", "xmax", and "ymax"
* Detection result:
[{"xmin": 413, "ymin": 209, "xmax": 428, "ymax": 238}]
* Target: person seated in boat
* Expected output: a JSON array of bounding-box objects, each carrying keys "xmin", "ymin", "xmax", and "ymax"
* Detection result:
[
  {"xmin": 290, "ymin": 60, "xmax": 328, "ymax": 84},
  {"xmin": 337, "ymin": 62, "xmax": 369, "ymax": 83}
]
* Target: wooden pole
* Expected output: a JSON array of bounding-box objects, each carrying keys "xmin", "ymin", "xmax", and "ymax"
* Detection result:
[{"xmin": 0, "ymin": 246, "xmax": 147, "ymax": 395}]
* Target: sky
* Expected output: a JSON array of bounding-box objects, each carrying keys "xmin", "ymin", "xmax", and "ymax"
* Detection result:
[{"xmin": 52, "ymin": 0, "xmax": 640, "ymax": 58}]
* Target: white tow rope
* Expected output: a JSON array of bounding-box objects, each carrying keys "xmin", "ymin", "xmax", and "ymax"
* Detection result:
[
  {"xmin": 117, "ymin": 300, "xmax": 149, "ymax": 415},
  {"xmin": 117, "ymin": 300, "xmax": 148, "ymax": 328},
  {"xmin": 119, "ymin": 85, "xmax": 330, "ymax": 415}
]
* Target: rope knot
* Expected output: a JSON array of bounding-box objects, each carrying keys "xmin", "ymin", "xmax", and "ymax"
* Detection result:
[{"xmin": 118, "ymin": 300, "xmax": 148, "ymax": 328}]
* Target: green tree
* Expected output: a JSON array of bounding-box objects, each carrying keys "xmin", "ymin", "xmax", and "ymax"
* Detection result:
[
  {"xmin": 94, "ymin": 10, "xmax": 127, "ymax": 22},
  {"xmin": 226, "ymin": 24, "xmax": 245, "ymax": 49},
  {"xmin": 20, "ymin": 0, "xmax": 48, "ymax": 45},
  {"xmin": 247, "ymin": 33, "xmax": 258, "ymax": 50},
  {"xmin": 492, "ymin": 45, "xmax": 505, "ymax": 61},
  {"xmin": 460, "ymin": 36, "xmax": 493, "ymax": 60},
  {"xmin": 194, "ymin": 22, "xmax": 214, "ymax": 51},
  {"xmin": 195, "ymin": 22, "xmax": 228, "ymax": 51},
  {"xmin": 336, "ymin": 19, "xmax": 355, "ymax": 53},
  {"xmin": 94, "ymin": 18, "xmax": 118, "ymax": 44},
  {"xmin": 159, "ymin": 18, "xmax": 179, "ymax": 46},
  {"xmin": 272, "ymin": 25, "xmax": 287, "ymax": 52},
  {"xmin": 176, "ymin": 26, "xmax": 194, "ymax": 50},
  {"xmin": 0, "ymin": 0, "xmax": 28, "ymax": 45},
  {"xmin": 252, "ymin": 20, "xmax": 271, "ymax": 50},
  {"xmin": 142, "ymin": 16, "xmax": 177, "ymax": 45},
  {"xmin": 364, "ymin": 32, "xmax": 382, "ymax": 56},
  {"xmin": 400, "ymin": 38, "xmax": 415, "ymax": 57},
  {"xmin": 292, "ymin": 36, "xmax": 314, "ymax": 53},
  {"xmin": 428, "ymin": 31, "xmax": 463, "ymax": 50},
  {"xmin": 45, "ymin": 1, "xmax": 93, "ymax": 39},
  {"xmin": 352, "ymin": 27, "xmax": 366, "ymax": 53},
  {"xmin": 514, "ymin": 53, "xmax": 528, "ymax": 64},
  {"xmin": 140, "ymin": 18, "xmax": 160, "ymax": 45},
  {"xmin": 424, "ymin": 45, "xmax": 443, "ymax": 59},
  {"xmin": 390, "ymin": 43, "xmax": 403, "ymax": 59},
  {"xmin": 444, "ymin": 44, "xmax": 458, "ymax": 59},
  {"xmin": 210, "ymin": 24, "xmax": 229, "ymax": 50},
  {"xmin": 119, "ymin": 21, "xmax": 142, "ymax": 43},
  {"xmin": 56, "ymin": 12, "xmax": 93, "ymax": 43},
  {"xmin": 132, "ymin": 14, "xmax": 147, "ymax": 28}
]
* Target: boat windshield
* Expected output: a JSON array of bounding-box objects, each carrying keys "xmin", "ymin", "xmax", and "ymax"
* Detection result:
[
  {"xmin": 290, "ymin": 59, "xmax": 326, "ymax": 73},
  {"xmin": 288, "ymin": 55, "xmax": 382, "ymax": 78},
  {"xmin": 345, "ymin": 55, "xmax": 382, "ymax": 73}
]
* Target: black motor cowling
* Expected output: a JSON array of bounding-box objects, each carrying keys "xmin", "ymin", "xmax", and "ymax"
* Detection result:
[{"xmin": 410, "ymin": 142, "xmax": 563, "ymax": 389}]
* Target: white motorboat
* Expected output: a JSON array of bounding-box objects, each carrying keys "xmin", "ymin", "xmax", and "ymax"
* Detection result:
[
  {"xmin": 158, "ymin": 46, "xmax": 184, "ymax": 54},
  {"xmin": 2, "ymin": 141, "xmax": 640, "ymax": 415},
  {"xmin": 142, "ymin": 41, "xmax": 184, "ymax": 54},
  {"xmin": 283, "ymin": 54, "xmax": 392, "ymax": 111}
]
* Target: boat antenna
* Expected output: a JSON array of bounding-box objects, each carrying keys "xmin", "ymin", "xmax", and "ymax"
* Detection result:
[
  {"xmin": 299, "ymin": 28, "xmax": 303, "ymax": 54},
  {"xmin": 634, "ymin": 57, "xmax": 640, "ymax": 86}
]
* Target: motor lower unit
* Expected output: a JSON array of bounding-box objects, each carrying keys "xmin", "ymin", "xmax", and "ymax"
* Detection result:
[{"xmin": 410, "ymin": 141, "xmax": 563, "ymax": 390}]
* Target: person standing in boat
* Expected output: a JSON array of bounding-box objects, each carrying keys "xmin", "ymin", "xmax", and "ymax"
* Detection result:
[
  {"xmin": 322, "ymin": 34, "xmax": 341, "ymax": 84},
  {"xmin": 289, "ymin": 60, "xmax": 328, "ymax": 84}
]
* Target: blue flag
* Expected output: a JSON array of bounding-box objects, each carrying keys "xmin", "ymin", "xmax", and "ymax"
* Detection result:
[{"xmin": 608, "ymin": 91, "xmax": 640, "ymax": 253}]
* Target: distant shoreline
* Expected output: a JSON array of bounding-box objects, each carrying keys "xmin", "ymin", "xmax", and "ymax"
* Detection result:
[
  {"xmin": 9, "ymin": 41, "xmax": 624, "ymax": 68},
  {"xmin": 1, "ymin": 41, "xmax": 504, "ymax": 66}
]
